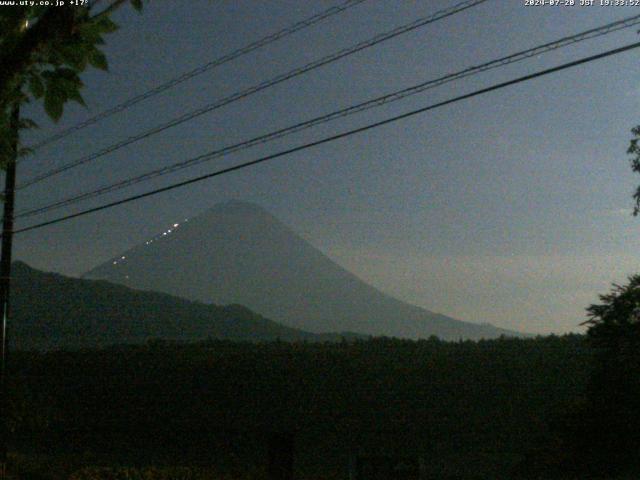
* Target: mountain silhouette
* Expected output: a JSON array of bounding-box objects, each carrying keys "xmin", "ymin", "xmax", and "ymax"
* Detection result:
[
  {"xmin": 84, "ymin": 201, "xmax": 524, "ymax": 340},
  {"xmin": 10, "ymin": 261, "xmax": 355, "ymax": 350}
]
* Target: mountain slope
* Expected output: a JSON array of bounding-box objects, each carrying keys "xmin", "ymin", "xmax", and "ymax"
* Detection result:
[
  {"xmin": 10, "ymin": 262, "xmax": 351, "ymax": 350},
  {"xmin": 84, "ymin": 201, "xmax": 523, "ymax": 340}
]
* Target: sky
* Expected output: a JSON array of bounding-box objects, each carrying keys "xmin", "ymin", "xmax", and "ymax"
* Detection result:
[{"xmin": 10, "ymin": 0, "xmax": 640, "ymax": 335}]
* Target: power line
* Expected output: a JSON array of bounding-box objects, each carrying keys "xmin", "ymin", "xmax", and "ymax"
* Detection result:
[
  {"xmin": 12, "ymin": 40, "xmax": 640, "ymax": 236},
  {"xmin": 17, "ymin": 0, "xmax": 489, "ymax": 190},
  {"xmin": 15, "ymin": 13, "xmax": 640, "ymax": 219},
  {"xmin": 26, "ymin": 0, "xmax": 369, "ymax": 152}
]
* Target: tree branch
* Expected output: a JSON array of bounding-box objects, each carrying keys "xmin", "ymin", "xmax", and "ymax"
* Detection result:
[{"xmin": 0, "ymin": 7, "xmax": 76, "ymax": 104}]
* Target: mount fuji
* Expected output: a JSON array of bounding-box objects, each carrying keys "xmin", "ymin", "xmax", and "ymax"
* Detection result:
[{"xmin": 84, "ymin": 201, "xmax": 523, "ymax": 340}]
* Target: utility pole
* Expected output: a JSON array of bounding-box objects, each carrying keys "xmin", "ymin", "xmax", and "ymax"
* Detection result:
[{"xmin": 0, "ymin": 102, "xmax": 19, "ymax": 479}]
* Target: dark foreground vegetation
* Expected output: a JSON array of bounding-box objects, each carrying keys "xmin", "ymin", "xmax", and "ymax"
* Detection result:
[
  {"xmin": 5, "ymin": 334, "xmax": 605, "ymax": 479},
  {"xmin": 9, "ymin": 268, "xmax": 640, "ymax": 480}
]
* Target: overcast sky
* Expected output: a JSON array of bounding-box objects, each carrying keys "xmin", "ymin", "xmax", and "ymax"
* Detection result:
[{"xmin": 12, "ymin": 0, "xmax": 640, "ymax": 334}]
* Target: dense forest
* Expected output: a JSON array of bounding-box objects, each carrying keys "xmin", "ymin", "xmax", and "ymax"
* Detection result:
[{"xmin": 7, "ymin": 335, "xmax": 593, "ymax": 479}]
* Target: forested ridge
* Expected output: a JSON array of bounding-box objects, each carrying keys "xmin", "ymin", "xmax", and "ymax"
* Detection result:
[
  {"xmin": 9, "ymin": 261, "xmax": 361, "ymax": 348},
  {"xmin": 8, "ymin": 335, "xmax": 591, "ymax": 478}
]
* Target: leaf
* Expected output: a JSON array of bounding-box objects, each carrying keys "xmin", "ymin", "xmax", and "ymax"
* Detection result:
[
  {"xmin": 47, "ymin": 68, "xmax": 83, "ymax": 93},
  {"xmin": 52, "ymin": 67, "xmax": 81, "ymax": 82},
  {"xmin": 78, "ymin": 22, "xmax": 104, "ymax": 45},
  {"xmin": 69, "ymin": 89, "xmax": 87, "ymax": 107},
  {"xmin": 88, "ymin": 50, "xmax": 108, "ymax": 71},
  {"xmin": 28, "ymin": 74, "xmax": 44, "ymax": 99},
  {"xmin": 58, "ymin": 44, "xmax": 88, "ymax": 70},
  {"xmin": 44, "ymin": 92, "xmax": 64, "ymax": 122},
  {"xmin": 18, "ymin": 118, "xmax": 38, "ymax": 130},
  {"xmin": 94, "ymin": 16, "xmax": 118, "ymax": 34},
  {"xmin": 17, "ymin": 146, "xmax": 34, "ymax": 157},
  {"xmin": 130, "ymin": 0, "xmax": 143, "ymax": 11}
]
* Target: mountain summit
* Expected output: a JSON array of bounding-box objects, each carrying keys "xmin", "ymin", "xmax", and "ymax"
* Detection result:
[{"xmin": 84, "ymin": 201, "xmax": 522, "ymax": 340}]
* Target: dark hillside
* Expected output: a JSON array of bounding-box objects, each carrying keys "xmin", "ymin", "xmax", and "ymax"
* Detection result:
[{"xmin": 10, "ymin": 261, "xmax": 355, "ymax": 349}]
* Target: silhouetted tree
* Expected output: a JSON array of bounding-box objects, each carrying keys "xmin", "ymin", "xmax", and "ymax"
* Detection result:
[
  {"xmin": 578, "ymin": 277, "xmax": 640, "ymax": 475},
  {"xmin": 0, "ymin": 0, "xmax": 144, "ymax": 168},
  {"xmin": 529, "ymin": 278, "xmax": 640, "ymax": 478},
  {"xmin": 628, "ymin": 126, "xmax": 640, "ymax": 215}
]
